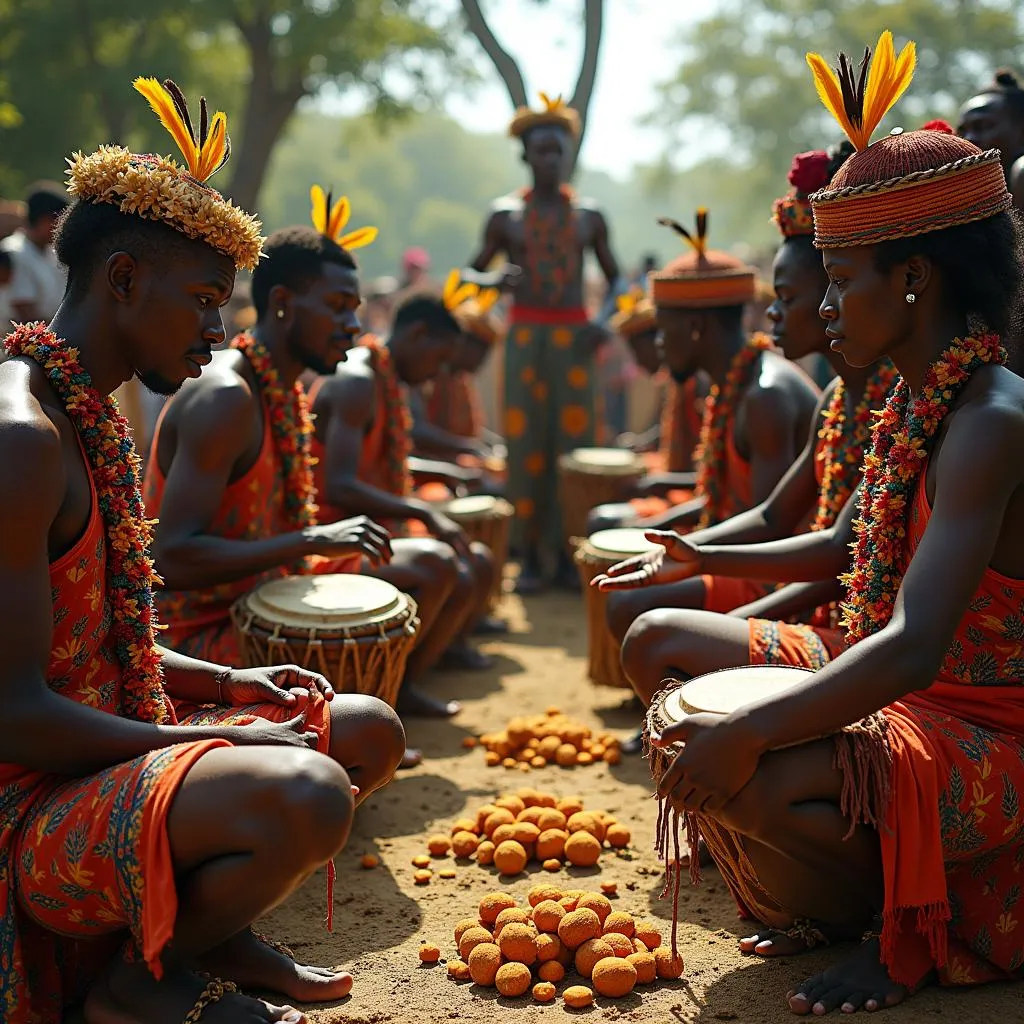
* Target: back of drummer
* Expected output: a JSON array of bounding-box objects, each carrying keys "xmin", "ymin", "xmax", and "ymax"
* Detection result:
[{"xmin": 143, "ymin": 207, "xmax": 392, "ymax": 667}]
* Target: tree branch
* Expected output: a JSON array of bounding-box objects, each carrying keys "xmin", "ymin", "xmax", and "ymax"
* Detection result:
[
  {"xmin": 568, "ymin": 0, "xmax": 603, "ymax": 172},
  {"xmin": 460, "ymin": 0, "xmax": 528, "ymax": 110}
]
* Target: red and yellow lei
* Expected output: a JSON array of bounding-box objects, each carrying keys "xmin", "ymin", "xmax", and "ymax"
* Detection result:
[
  {"xmin": 812, "ymin": 361, "xmax": 901, "ymax": 531},
  {"xmin": 694, "ymin": 333, "xmax": 775, "ymax": 528},
  {"xmin": 5, "ymin": 323, "xmax": 168, "ymax": 723},
  {"xmin": 840, "ymin": 332, "xmax": 1005, "ymax": 644},
  {"xmin": 230, "ymin": 331, "xmax": 318, "ymax": 533},
  {"xmin": 361, "ymin": 334, "xmax": 413, "ymax": 497}
]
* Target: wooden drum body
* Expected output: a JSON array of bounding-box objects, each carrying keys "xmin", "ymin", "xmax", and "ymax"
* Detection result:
[
  {"xmin": 575, "ymin": 528, "xmax": 661, "ymax": 689},
  {"xmin": 444, "ymin": 494, "xmax": 514, "ymax": 610},
  {"xmin": 231, "ymin": 573, "xmax": 420, "ymax": 707},
  {"xmin": 557, "ymin": 447, "xmax": 645, "ymax": 550}
]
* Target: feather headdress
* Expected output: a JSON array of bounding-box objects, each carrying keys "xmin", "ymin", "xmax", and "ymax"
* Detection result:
[
  {"xmin": 509, "ymin": 92, "xmax": 582, "ymax": 140},
  {"xmin": 805, "ymin": 32, "xmax": 1010, "ymax": 247},
  {"xmin": 65, "ymin": 76, "xmax": 262, "ymax": 269},
  {"xmin": 658, "ymin": 208, "xmax": 710, "ymax": 261},
  {"xmin": 310, "ymin": 186, "xmax": 378, "ymax": 251},
  {"xmin": 611, "ymin": 286, "xmax": 656, "ymax": 337},
  {"xmin": 441, "ymin": 268, "xmax": 480, "ymax": 312},
  {"xmin": 450, "ymin": 275, "xmax": 505, "ymax": 345}
]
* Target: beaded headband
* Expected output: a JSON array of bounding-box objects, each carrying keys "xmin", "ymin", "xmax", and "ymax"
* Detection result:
[
  {"xmin": 806, "ymin": 32, "xmax": 1011, "ymax": 247},
  {"xmin": 67, "ymin": 78, "xmax": 263, "ymax": 271},
  {"xmin": 509, "ymin": 92, "xmax": 582, "ymax": 140}
]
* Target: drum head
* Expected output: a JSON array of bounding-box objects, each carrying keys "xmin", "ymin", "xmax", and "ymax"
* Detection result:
[
  {"xmin": 587, "ymin": 528, "xmax": 660, "ymax": 558},
  {"xmin": 245, "ymin": 573, "xmax": 407, "ymax": 629},
  {"xmin": 662, "ymin": 665, "xmax": 811, "ymax": 719},
  {"xmin": 571, "ymin": 447, "xmax": 638, "ymax": 469},
  {"xmin": 447, "ymin": 495, "xmax": 497, "ymax": 516}
]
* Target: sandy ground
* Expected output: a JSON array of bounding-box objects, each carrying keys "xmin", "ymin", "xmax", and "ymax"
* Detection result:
[{"xmin": 261, "ymin": 590, "xmax": 1017, "ymax": 1024}]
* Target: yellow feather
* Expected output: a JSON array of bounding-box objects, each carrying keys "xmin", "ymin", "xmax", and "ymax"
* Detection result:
[
  {"xmin": 310, "ymin": 185, "xmax": 328, "ymax": 235},
  {"xmin": 538, "ymin": 91, "xmax": 551, "ymax": 108},
  {"xmin": 864, "ymin": 35, "xmax": 915, "ymax": 141},
  {"xmin": 337, "ymin": 226, "xmax": 378, "ymax": 251},
  {"xmin": 327, "ymin": 195, "xmax": 351, "ymax": 239},
  {"xmin": 477, "ymin": 289, "xmax": 500, "ymax": 313},
  {"xmin": 443, "ymin": 268, "xmax": 460, "ymax": 302},
  {"xmin": 196, "ymin": 112, "xmax": 227, "ymax": 181},
  {"xmin": 133, "ymin": 77, "xmax": 199, "ymax": 175},
  {"xmin": 805, "ymin": 52, "xmax": 858, "ymax": 149},
  {"xmin": 449, "ymin": 283, "xmax": 479, "ymax": 309}
]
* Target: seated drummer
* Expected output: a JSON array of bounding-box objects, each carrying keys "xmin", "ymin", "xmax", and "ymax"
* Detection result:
[
  {"xmin": 306, "ymin": 291, "xmax": 501, "ymax": 679},
  {"xmin": 639, "ymin": 34, "xmax": 1024, "ymax": 1014},
  {"xmin": 0, "ymin": 78, "xmax": 403, "ymax": 1022},
  {"xmin": 588, "ymin": 211, "xmax": 820, "ymax": 611}
]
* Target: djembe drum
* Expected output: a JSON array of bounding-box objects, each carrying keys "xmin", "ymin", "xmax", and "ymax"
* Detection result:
[
  {"xmin": 444, "ymin": 494, "xmax": 514, "ymax": 610},
  {"xmin": 557, "ymin": 447, "xmax": 645, "ymax": 550},
  {"xmin": 231, "ymin": 573, "xmax": 420, "ymax": 707},
  {"xmin": 575, "ymin": 528, "xmax": 662, "ymax": 689}
]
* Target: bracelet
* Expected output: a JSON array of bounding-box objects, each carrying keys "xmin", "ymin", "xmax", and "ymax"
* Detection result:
[{"xmin": 214, "ymin": 668, "xmax": 231, "ymax": 705}]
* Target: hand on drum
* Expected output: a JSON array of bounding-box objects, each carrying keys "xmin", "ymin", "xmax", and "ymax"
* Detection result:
[
  {"xmin": 311, "ymin": 515, "xmax": 392, "ymax": 567},
  {"xmin": 426, "ymin": 510, "xmax": 472, "ymax": 561},
  {"xmin": 591, "ymin": 531, "xmax": 701, "ymax": 591},
  {"xmin": 221, "ymin": 664, "xmax": 336, "ymax": 708},
  {"xmin": 650, "ymin": 713, "xmax": 761, "ymax": 813}
]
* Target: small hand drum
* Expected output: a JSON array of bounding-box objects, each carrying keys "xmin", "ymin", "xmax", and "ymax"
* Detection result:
[
  {"xmin": 444, "ymin": 494, "xmax": 514, "ymax": 610},
  {"xmin": 557, "ymin": 447, "xmax": 646, "ymax": 551}
]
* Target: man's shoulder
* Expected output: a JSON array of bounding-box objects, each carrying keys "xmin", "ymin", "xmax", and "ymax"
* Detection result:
[
  {"xmin": 0, "ymin": 359, "xmax": 64, "ymax": 487},
  {"xmin": 490, "ymin": 194, "xmax": 524, "ymax": 215},
  {"xmin": 169, "ymin": 349, "xmax": 255, "ymax": 424}
]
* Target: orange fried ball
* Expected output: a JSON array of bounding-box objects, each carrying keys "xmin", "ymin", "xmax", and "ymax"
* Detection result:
[
  {"xmin": 493, "ymin": 908, "xmax": 532, "ymax": 937},
  {"xmin": 532, "ymin": 981, "xmax": 557, "ymax": 1003},
  {"xmin": 627, "ymin": 951, "xmax": 658, "ymax": 984},
  {"xmin": 484, "ymin": 751, "xmax": 501, "ymax": 767},
  {"xmin": 462, "ymin": 735, "xmax": 478, "ymax": 748},
  {"xmin": 563, "ymin": 985, "xmax": 594, "ymax": 1009},
  {"xmin": 360, "ymin": 854, "xmax": 379, "ymax": 869},
  {"xmin": 512, "ymin": 822, "xmax": 541, "ymax": 845},
  {"xmin": 635, "ymin": 923, "xmax": 662, "ymax": 950},
  {"xmin": 458, "ymin": 926, "xmax": 493, "ymax": 961},
  {"xmin": 493, "ymin": 840, "xmax": 528, "ymax": 876},
  {"xmin": 475, "ymin": 840, "xmax": 496, "ymax": 866},
  {"xmin": 603, "ymin": 911, "xmax": 636, "ymax": 938},
  {"xmin": 604, "ymin": 933, "xmax": 636, "ymax": 958},
  {"xmin": 576, "ymin": 751, "xmax": 594, "ymax": 766},
  {"xmin": 427, "ymin": 834, "xmax": 451, "ymax": 857},
  {"xmin": 538, "ymin": 960, "xmax": 565, "ymax": 983},
  {"xmin": 479, "ymin": 892, "xmax": 518, "ymax": 925},
  {"xmin": 564, "ymin": 831, "xmax": 602, "ymax": 867},
  {"xmin": 413, "ymin": 869, "xmax": 432, "ymax": 885},
  {"xmin": 490, "ymin": 824, "xmax": 517, "ymax": 847},
  {"xmin": 535, "ymin": 828, "xmax": 568, "ymax": 861},
  {"xmin": 411, "ymin": 854, "xmax": 432, "ymax": 868},
  {"xmin": 654, "ymin": 946, "xmax": 685, "ymax": 979},
  {"xmin": 517, "ymin": 806, "xmax": 544, "ymax": 826},
  {"xmin": 483, "ymin": 808, "xmax": 516, "ymax": 837},
  {"xmin": 600, "ymin": 880, "xmax": 618, "ymax": 896},
  {"xmin": 576, "ymin": 893, "xmax": 612, "ymax": 925},
  {"xmin": 557, "ymin": 796, "xmax": 584, "ymax": 816},
  {"xmin": 468, "ymin": 943, "xmax": 502, "ymax": 986},
  {"xmin": 532, "ymin": 899, "xmax": 565, "ymax": 933},
  {"xmin": 502, "ymin": 758, "xmax": 517, "ymax": 769},
  {"xmin": 418, "ymin": 944, "xmax": 441, "ymax": 964},
  {"xmin": 439, "ymin": 868, "xmax": 457, "ymax": 879},
  {"xmin": 542, "ymin": 858, "xmax": 562, "ymax": 872},
  {"xmin": 528, "ymin": 883, "xmax": 563, "ymax": 907},
  {"xmin": 574, "ymin": 937, "xmax": 614, "ymax": 979},
  {"xmin": 535, "ymin": 933, "xmax": 563, "ymax": 962},
  {"xmin": 536, "ymin": 808, "xmax": 568, "ymax": 832},
  {"xmin": 566, "ymin": 812, "xmax": 604, "ymax": 841},
  {"xmin": 450, "ymin": 817, "xmax": 477, "ymax": 835},
  {"xmin": 451, "ymin": 831, "xmax": 480, "ymax": 859},
  {"xmin": 495, "ymin": 795, "xmax": 526, "ymax": 817},
  {"xmin": 530, "ymin": 756, "xmax": 547, "ymax": 769},
  {"xmin": 447, "ymin": 959, "xmax": 472, "ymax": 981},
  {"xmin": 557, "ymin": 908, "xmax": 602, "ymax": 950},
  {"xmin": 605, "ymin": 823, "xmax": 632, "ymax": 849},
  {"xmin": 454, "ymin": 918, "xmax": 480, "ymax": 943},
  {"xmin": 604, "ymin": 747, "xmax": 622, "ymax": 765},
  {"xmin": 591, "ymin": 956, "xmax": 638, "ymax": 998},
  {"xmin": 555, "ymin": 743, "xmax": 578, "ymax": 767},
  {"xmin": 498, "ymin": 923, "xmax": 538, "ymax": 966},
  {"xmin": 495, "ymin": 962, "xmax": 532, "ymax": 997},
  {"xmin": 475, "ymin": 804, "xmax": 499, "ymax": 831}
]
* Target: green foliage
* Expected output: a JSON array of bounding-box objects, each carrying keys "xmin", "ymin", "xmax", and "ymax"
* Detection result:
[{"xmin": 652, "ymin": 0, "xmax": 1024, "ymax": 249}]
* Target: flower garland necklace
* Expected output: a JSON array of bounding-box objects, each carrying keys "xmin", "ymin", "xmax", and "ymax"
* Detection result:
[
  {"xmin": 521, "ymin": 184, "xmax": 580, "ymax": 306},
  {"xmin": 694, "ymin": 333, "xmax": 775, "ymax": 528},
  {"xmin": 230, "ymin": 332, "xmax": 318, "ymax": 533},
  {"xmin": 840, "ymin": 332, "xmax": 1005, "ymax": 644},
  {"xmin": 812, "ymin": 360, "xmax": 900, "ymax": 531},
  {"xmin": 5, "ymin": 323, "xmax": 168, "ymax": 723},
  {"xmin": 361, "ymin": 334, "xmax": 413, "ymax": 497}
]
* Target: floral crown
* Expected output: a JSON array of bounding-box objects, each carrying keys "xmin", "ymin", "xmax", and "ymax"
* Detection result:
[
  {"xmin": 509, "ymin": 92, "xmax": 582, "ymax": 140},
  {"xmin": 310, "ymin": 185, "xmax": 378, "ymax": 250},
  {"xmin": 772, "ymin": 150, "xmax": 833, "ymax": 238},
  {"xmin": 66, "ymin": 77, "xmax": 263, "ymax": 271}
]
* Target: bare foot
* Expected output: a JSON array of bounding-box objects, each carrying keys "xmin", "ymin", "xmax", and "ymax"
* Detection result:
[
  {"xmin": 397, "ymin": 685, "xmax": 461, "ymax": 718},
  {"xmin": 85, "ymin": 959, "xmax": 305, "ymax": 1024},
  {"xmin": 739, "ymin": 929, "xmax": 814, "ymax": 957},
  {"xmin": 787, "ymin": 938, "xmax": 910, "ymax": 1015},
  {"xmin": 438, "ymin": 644, "xmax": 493, "ymax": 671},
  {"xmin": 198, "ymin": 929, "xmax": 353, "ymax": 1003}
]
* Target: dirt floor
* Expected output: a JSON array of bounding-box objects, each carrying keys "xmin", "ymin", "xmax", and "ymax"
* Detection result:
[{"xmin": 262, "ymin": 590, "xmax": 1018, "ymax": 1024}]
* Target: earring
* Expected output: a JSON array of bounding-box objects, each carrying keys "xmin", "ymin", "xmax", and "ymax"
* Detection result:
[
  {"xmin": 276, "ymin": 308, "xmax": 285, "ymax": 319},
  {"xmin": 905, "ymin": 293, "xmax": 916, "ymax": 304}
]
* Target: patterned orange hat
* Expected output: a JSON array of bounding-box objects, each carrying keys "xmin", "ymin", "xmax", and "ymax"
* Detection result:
[
  {"xmin": 649, "ymin": 209, "xmax": 757, "ymax": 309},
  {"xmin": 807, "ymin": 31, "xmax": 1011, "ymax": 247}
]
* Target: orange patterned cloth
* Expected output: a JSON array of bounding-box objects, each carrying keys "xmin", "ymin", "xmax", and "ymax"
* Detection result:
[
  {"xmin": 2, "ymin": 456, "xmax": 332, "ymax": 1022},
  {"xmin": 425, "ymin": 367, "xmax": 484, "ymax": 440}
]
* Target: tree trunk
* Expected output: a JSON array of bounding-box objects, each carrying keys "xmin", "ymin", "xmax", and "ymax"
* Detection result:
[
  {"xmin": 567, "ymin": 0, "xmax": 603, "ymax": 176},
  {"xmin": 460, "ymin": 0, "xmax": 528, "ymax": 110}
]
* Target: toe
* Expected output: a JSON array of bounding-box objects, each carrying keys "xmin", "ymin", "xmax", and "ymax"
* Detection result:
[
  {"xmin": 812, "ymin": 984, "xmax": 850, "ymax": 1015},
  {"xmin": 840, "ymin": 991, "xmax": 866, "ymax": 1014}
]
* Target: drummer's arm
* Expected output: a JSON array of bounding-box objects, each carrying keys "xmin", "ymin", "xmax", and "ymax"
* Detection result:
[
  {"xmin": 319, "ymin": 373, "xmax": 440, "ymax": 526},
  {"xmin": 638, "ymin": 494, "xmax": 708, "ymax": 530},
  {"xmin": 408, "ymin": 455, "xmax": 478, "ymax": 489},
  {"xmin": 728, "ymin": 579, "xmax": 843, "ymax": 622},
  {"xmin": 409, "ymin": 389, "xmax": 487, "ymax": 459},
  {"xmin": 151, "ymin": 378, "xmax": 334, "ymax": 589},
  {"xmin": 157, "ymin": 645, "xmax": 225, "ymax": 703},
  {"xmin": 634, "ymin": 471, "xmax": 697, "ymax": 497}
]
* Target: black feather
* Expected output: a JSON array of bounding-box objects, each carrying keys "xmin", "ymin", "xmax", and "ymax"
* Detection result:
[
  {"xmin": 657, "ymin": 216, "xmax": 695, "ymax": 245},
  {"xmin": 162, "ymin": 79, "xmax": 195, "ymax": 144},
  {"xmin": 199, "ymin": 96, "xmax": 209, "ymax": 149}
]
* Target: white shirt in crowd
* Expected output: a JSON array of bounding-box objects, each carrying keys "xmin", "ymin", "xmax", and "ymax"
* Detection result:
[{"xmin": 0, "ymin": 231, "xmax": 67, "ymax": 321}]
